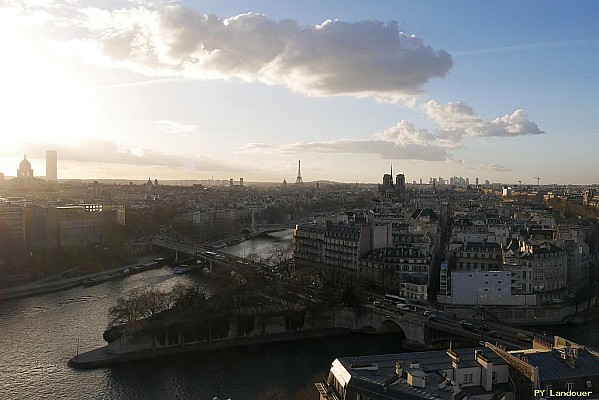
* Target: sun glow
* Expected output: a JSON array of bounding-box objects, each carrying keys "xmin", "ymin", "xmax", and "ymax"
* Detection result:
[{"xmin": 0, "ymin": 7, "xmax": 90, "ymax": 153}]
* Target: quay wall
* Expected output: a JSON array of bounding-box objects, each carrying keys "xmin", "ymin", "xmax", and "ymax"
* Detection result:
[{"xmin": 70, "ymin": 307, "xmax": 426, "ymax": 369}]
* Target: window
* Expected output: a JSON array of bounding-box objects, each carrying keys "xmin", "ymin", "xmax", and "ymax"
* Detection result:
[
  {"xmin": 566, "ymin": 383, "xmax": 573, "ymax": 391},
  {"xmin": 463, "ymin": 373, "xmax": 473, "ymax": 384},
  {"xmin": 492, "ymin": 371, "xmax": 497, "ymax": 383},
  {"xmin": 587, "ymin": 380, "xmax": 592, "ymax": 388},
  {"xmin": 545, "ymin": 385, "xmax": 552, "ymax": 393}
]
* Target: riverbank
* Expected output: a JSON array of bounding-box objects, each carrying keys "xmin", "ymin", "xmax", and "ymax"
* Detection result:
[
  {"xmin": 0, "ymin": 256, "xmax": 165, "ymax": 301},
  {"xmin": 69, "ymin": 328, "xmax": 354, "ymax": 370}
]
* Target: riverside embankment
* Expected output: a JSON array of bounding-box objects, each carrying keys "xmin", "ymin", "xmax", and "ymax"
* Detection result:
[
  {"xmin": 68, "ymin": 328, "xmax": 353, "ymax": 369},
  {"xmin": 68, "ymin": 304, "xmax": 424, "ymax": 370}
]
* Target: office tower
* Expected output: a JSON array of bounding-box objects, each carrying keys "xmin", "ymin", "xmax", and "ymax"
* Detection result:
[{"xmin": 46, "ymin": 150, "xmax": 57, "ymax": 181}]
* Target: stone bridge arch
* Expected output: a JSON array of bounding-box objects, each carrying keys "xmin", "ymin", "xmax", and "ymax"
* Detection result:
[
  {"xmin": 379, "ymin": 319, "xmax": 406, "ymax": 334},
  {"xmin": 352, "ymin": 310, "xmax": 426, "ymax": 346}
]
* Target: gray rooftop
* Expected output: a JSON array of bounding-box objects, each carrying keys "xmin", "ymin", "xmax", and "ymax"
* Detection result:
[{"xmin": 526, "ymin": 348, "xmax": 599, "ymax": 383}]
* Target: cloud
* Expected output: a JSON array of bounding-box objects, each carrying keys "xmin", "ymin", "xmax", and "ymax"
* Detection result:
[
  {"xmin": 423, "ymin": 100, "xmax": 544, "ymax": 139},
  {"xmin": 18, "ymin": 139, "xmax": 243, "ymax": 173},
  {"xmin": 240, "ymin": 99, "xmax": 543, "ymax": 166},
  {"xmin": 155, "ymin": 120, "xmax": 198, "ymax": 137},
  {"xmin": 241, "ymin": 138, "xmax": 449, "ymax": 162},
  {"xmin": 453, "ymin": 38, "xmax": 599, "ymax": 56},
  {"xmin": 452, "ymin": 159, "xmax": 513, "ymax": 172},
  {"xmin": 15, "ymin": 1, "xmax": 453, "ymax": 98}
]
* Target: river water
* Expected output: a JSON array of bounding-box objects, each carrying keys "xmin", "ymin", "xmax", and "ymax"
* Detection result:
[
  {"xmin": 0, "ymin": 230, "xmax": 405, "ymax": 399},
  {"xmin": 1, "ymin": 231, "xmax": 597, "ymax": 399},
  {"xmin": 221, "ymin": 229, "xmax": 294, "ymax": 259}
]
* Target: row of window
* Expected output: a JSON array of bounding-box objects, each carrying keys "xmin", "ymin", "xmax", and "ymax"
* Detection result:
[
  {"xmin": 458, "ymin": 262, "xmax": 499, "ymax": 270},
  {"xmin": 460, "ymin": 252, "xmax": 501, "ymax": 259}
]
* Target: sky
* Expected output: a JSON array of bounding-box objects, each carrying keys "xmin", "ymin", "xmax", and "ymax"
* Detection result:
[{"xmin": 0, "ymin": 0, "xmax": 598, "ymax": 185}]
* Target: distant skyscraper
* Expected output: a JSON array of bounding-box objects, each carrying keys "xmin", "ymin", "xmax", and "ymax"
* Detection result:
[
  {"xmin": 46, "ymin": 150, "xmax": 57, "ymax": 181},
  {"xmin": 295, "ymin": 160, "xmax": 303, "ymax": 184}
]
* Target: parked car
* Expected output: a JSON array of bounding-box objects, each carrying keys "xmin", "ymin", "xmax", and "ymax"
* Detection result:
[
  {"xmin": 427, "ymin": 313, "xmax": 439, "ymax": 321},
  {"xmin": 479, "ymin": 324, "xmax": 491, "ymax": 333},
  {"xmin": 490, "ymin": 330, "xmax": 502, "ymax": 338},
  {"xmin": 398, "ymin": 304, "xmax": 411, "ymax": 311}
]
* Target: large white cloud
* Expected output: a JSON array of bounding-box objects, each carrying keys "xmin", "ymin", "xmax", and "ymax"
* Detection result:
[
  {"xmin": 11, "ymin": 1, "xmax": 453, "ymax": 97},
  {"xmin": 424, "ymin": 100, "xmax": 544, "ymax": 139},
  {"xmin": 241, "ymin": 99, "xmax": 544, "ymax": 166}
]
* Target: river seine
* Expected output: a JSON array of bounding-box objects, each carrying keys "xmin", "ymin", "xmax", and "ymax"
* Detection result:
[{"xmin": 0, "ymin": 230, "xmax": 595, "ymax": 399}]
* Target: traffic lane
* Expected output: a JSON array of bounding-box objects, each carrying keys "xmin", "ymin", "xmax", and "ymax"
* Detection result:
[{"xmin": 427, "ymin": 320, "xmax": 529, "ymax": 349}]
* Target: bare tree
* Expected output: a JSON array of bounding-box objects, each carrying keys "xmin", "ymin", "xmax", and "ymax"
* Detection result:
[{"xmin": 108, "ymin": 287, "xmax": 173, "ymax": 349}]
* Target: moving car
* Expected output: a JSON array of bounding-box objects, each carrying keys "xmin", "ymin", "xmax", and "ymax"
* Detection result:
[
  {"xmin": 460, "ymin": 320, "xmax": 477, "ymax": 332},
  {"xmin": 427, "ymin": 313, "xmax": 438, "ymax": 321},
  {"xmin": 516, "ymin": 333, "xmax": 532, "ymax": 342}
]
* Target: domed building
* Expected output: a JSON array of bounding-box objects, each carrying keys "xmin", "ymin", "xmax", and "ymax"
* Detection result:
[{"xmin": 17, "ymin": 154, "xmax": 34, "ymax": 179}]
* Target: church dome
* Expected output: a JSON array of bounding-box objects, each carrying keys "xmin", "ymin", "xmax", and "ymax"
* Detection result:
[
  {"xmin": 19, "ymin": 155, "xmax": 32, "ymax": 170},
  {"xmin": 17, "ymin": 154, "xmax": 34, "ymax": 179}
]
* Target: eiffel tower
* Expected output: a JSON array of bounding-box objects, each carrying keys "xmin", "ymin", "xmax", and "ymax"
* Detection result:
[{"xmin": 295, "ymin": 159, "xmax": 303, "ymax": 184}]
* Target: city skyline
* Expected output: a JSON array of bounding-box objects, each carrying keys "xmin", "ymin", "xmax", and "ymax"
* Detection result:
[{"xmin": 1, "ymin": 1, "xmax": 598, "ymax": 184}]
